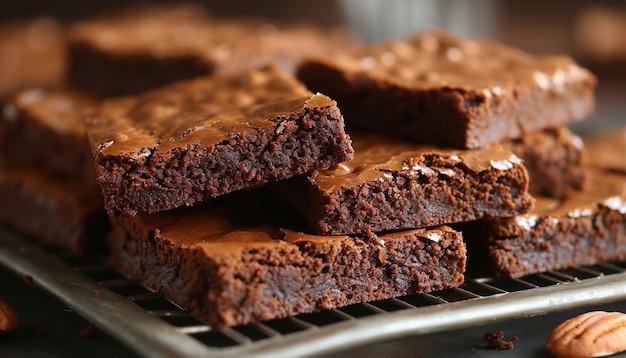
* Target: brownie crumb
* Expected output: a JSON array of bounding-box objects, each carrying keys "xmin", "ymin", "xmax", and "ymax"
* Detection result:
[
  {"xmin": 484, "ymin": 330, "xmax": 518, "ymax": 350},
  {"xmin": 23, "ymin": 274, "xmax": 34, "ymax": 286},
  {"xmin": 78, "ymin": 324, "xmax": 95, "ymax": 339}
]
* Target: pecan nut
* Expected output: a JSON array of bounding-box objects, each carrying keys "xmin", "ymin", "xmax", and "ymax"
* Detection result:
[{"xmin": 546, "ymin": 311, "xmax": 626, "ymax": 358}]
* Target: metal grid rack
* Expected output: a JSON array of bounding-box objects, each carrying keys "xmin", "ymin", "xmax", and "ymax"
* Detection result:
[{"xmin": 3, "ymin": 227, "xmax": 626, "ymax": 358}]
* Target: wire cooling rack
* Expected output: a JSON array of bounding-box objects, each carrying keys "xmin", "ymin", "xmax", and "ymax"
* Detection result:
[{"xmin": 3, "ymin": 227, "xmax": 626, "ymax": 358}]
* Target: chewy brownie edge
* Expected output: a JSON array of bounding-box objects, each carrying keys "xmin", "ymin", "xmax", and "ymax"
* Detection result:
[
  {"xmin": 464, "ymin": 169, "xmax": 626, "ymax": 278},
  {"xmin": 504, "ymin": 127, "xmax": 587, "ymax": 198},
  {"xmin": 273, "ymin": 133, "xmax": 533, "ymax": 236},
  {"xmin": 486, "ymin": 204, "xmax": 626, "ymax": 278},
  {"xmin": 108, "ymin": 224, "xmax": 466, "ymax": 328}
]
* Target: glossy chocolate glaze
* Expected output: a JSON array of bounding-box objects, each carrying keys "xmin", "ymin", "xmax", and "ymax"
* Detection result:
[
  {"xmin": 125, "ymin": 192, "xmax": 456, "ymax": 255},
  {"xmin": 315, "ymin": 132, "xmax": 521, "ymax": 192},
  {"xmin": 309, "ymin": 30, "xmax": 593, "ymax": 94},
  {"xmin": 86, "ymin": 65, "xmax": 335, "ymax": 157}
]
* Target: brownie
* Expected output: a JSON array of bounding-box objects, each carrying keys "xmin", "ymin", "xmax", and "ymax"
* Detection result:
[
  {"xmin": 68, "ymin": 4, "xmax": 350, "ymax": 96},
  {"xmin": 0, "ymin": 89, "xmax": 106, "ymax": 255},
  {"xmin": 297, "ymin": 30, "xmax": 596, "ymax": 149},
  {"xmin": 0, "ymin": 165, "xmax": 108, "ymax": 256},
  {"xmin": 585, "ymin": 126, "xmax": 626, "ymax": 173},
  {"xmin": 0, "ymin": 17, "xmax": 66, "ymax": 100},
  {"xmin": 503, "ymin": 127, "xmax": 587, "ymax": 198},
  {"xmin": 108, "ymin": 190, "xmax": 466, "ymax": 328},
  {"xmin": 86, "ymin": 65, "xmax": 354, "ymax": 217},
  {"xmin": 465, "ymin": 168, "xmax": 626, "ymax": 278},
  {"xmin": 272, "ymin": 132, "xmax": 533, "ymax": 236},
  {"xmin": 0, "ymin": 89, "xmax": 97, "ymax": 181}
]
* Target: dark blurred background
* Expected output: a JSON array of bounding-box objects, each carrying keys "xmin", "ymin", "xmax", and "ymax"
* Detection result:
[
  {"xmin": 1, "ymin": 0, "xmax": 625, "ymax": 52},
  {"xmin": 3, "ymin": 0, "xmax": 626, "ymax": 70},
  {"xmin": 0, "ymin": 0, "xmax": 344, "ymax": 27},
  {"xmin": 1, "ymin": 0, "xmax": 625, "ymax": 130}
]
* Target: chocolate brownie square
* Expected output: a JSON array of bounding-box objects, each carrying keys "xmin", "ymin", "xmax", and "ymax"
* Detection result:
[
  {"xmin": 464, "ymin": 168, "xmax": 626, "ymax": 278},
  {"xmin": 504, "ymin": 127, "xmax": 587, "ymax": 198},
  {"xmin": 86, "ymin": 65, "xmax": 354, "ymax": 217},
  {"xmin": 0, "ymin": 165, "xmax": 108, "ymax": 256},
  {"xmin": 68, "ymin": 4, "xmax": 350, "ymax": 96},
  {"xmin": 108, "ymin": 190, "xmax": 466, "ymax": 327},
  {"xmin": 1, "ymin": 89, "xmax": 97, "ymax": 181},
  {"xmin": 0, "ymin": 89, "xmax": 107, "ymax": 256},
  {"xmin": 297, "ymin": 30, "xmax": 596, "ymax": 149},
  {"xmin": 272, "ymin": 132, "xmax": 533, "ymax": 235},
  {"xmin": 0, "ymin": 18, "xmax": 66, "ymax": 100}
]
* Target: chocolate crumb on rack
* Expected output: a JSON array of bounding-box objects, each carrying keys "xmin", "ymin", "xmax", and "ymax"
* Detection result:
[{"xmin": 484, "ymin": 330, "xmax": 518, "ymax": 350}]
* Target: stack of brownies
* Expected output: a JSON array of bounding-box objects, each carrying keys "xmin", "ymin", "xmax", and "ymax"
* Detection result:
[
  {"xmin": 291, "ymin": 31, "xmax": 621, "ymax": 279},
  {"xmin": 0, "ymin": 89, "xmax": 108, "ymax": 256},
  {"xmin": 3, "ymin": 4, "xmax": 626, "ymax": 329}
]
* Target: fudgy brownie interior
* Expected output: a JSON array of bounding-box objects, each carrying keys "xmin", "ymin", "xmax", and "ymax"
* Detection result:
[
  {"xmin": 109, "ymin": 190, "xmax": 466, "ymax": 327},
  {"xmin": 86, "ymin": 65, "xmax": 354, "ymax": 217}
]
